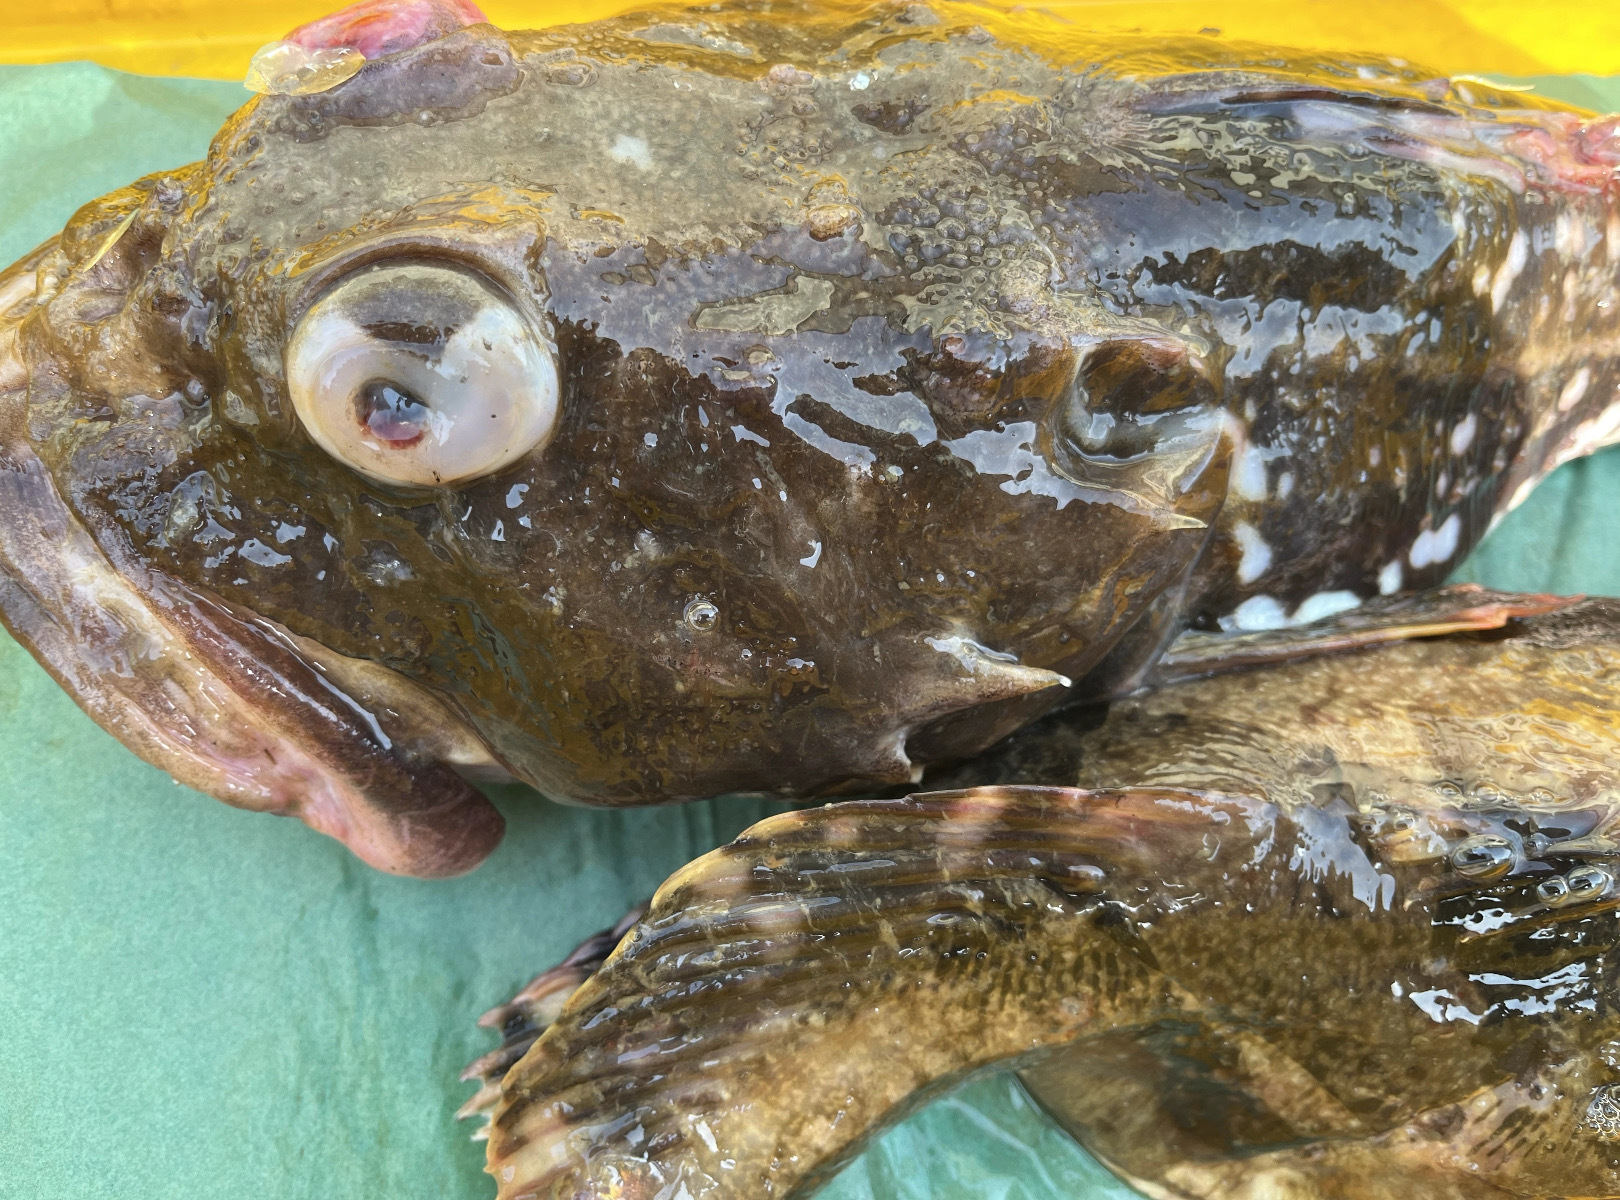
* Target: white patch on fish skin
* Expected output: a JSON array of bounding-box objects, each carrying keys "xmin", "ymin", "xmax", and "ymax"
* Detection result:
[
  {"xmin": 1559, "ymin": 366, "xmax": 1593, "ymax": 412},
  {"xmin": 1472, "ymin": 262, "xmax": 1493, "ymax": 297},
  {"xmin": 1378, "ymin": 559, "xmax": 1403, "ymax": 595},
  {"xmin": 1234, "ymin": 441, "xmax": 1269, "ymax": 501},
  {"xmin": 1449, "ymin": 413, "xmax": 1477, "ymax": 456},
  {"xmin": 1409, "ymin": 513, "xmax": 1462, "ymax": 569},
  {"xmin": 1221, "ymin": 595, "xmax": 1289, "ymax": 632},
  {"xmin": 608, "ymin": 134, "xmax": 654, "ymax": 170},
  {"xmin": 1490, "ymin": 231, "xmax": 1528, "ymax": 312},
  {"xmin": 1556, "ymin": 211, "xmax": 1593, "ymax": 260},
  {"xmin": 0, "ymin": 325, "xmax": 23, "ymax": 392},
  {"xmin": 1568, "ymin": 400, "xmax": 1620, "ymax": 459},
  {"xmin": 1276, "ymin": 472, "xmax": 1294, "ymax": 499},
  {"xmin": 1292, "ymin": 590, "xmax": 1362, "ymax": 624},
  {"xmin": 1233, "ymin": 521, "xmax": 1272, "ymax": 584}
]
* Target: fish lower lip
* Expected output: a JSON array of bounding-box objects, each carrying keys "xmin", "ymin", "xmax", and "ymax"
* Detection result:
[{"xmin": 0, "ymin": 300, "xmax": 505, "ymax": 876}]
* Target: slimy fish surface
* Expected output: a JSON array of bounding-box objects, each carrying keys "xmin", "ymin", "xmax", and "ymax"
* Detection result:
[
  {"xmin": 1, "ymin": 0, "xmax": 1618, "ymax": 874},
  {"xmin": 471, "ymin": 593, "xmax": 1620, "ymax": 1200}
]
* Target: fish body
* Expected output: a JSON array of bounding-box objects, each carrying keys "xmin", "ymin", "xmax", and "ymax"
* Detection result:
[
  {"xmin": 2, "ymin": 1, "xmax": 1619, "ymax": 872},
  {"xmin": 475, "ymin": 595, "xmax": 1620, "ymax": 1199}
]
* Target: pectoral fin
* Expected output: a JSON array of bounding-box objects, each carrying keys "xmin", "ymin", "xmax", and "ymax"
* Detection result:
[{"xmin": 479, "ymin": 786, "xmax": 1264, "ymax": 1200}]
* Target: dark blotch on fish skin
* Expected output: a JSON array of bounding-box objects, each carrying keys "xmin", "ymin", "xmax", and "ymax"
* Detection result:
[
  {"xmin": 1142, "ymin": 240, "xmax": 1410, "ymax": 313},
  {"xmin": 852, "ymin": 96, "xmax": 930, "ymax": 134}
]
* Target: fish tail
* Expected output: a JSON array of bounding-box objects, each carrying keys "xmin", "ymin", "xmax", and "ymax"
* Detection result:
[{"xmin": 479, "ymin": 786, "xmax": 1265, "ymax": 1200}]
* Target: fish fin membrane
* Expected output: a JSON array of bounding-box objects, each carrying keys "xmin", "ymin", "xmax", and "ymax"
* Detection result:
[
  {"xmin": 459, "ymin": 905, "xmax": 646, "ymax": 1136},
  {"xmin": 483, "ymin": 786, "xmax": 1259, "ymax": 1200},
  {"xmin": 1151, "ymin": 584, "xmax": 1577, "ymax": 687},
  {"xmin": 286, "ymin": 0, "xmax": 487, "ymax": 59}
]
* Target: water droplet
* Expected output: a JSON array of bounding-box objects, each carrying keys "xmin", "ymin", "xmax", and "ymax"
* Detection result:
[
  {"xmin": 1449, "ymin": 834, "xmax": 1515, "ymax": 879},
  {"xmin": 684, "ymin": 598, "xmax": 720, "ymax": 633},
  {"xmin": 1567, "ymin": 865, "xmax": 1614, "ymax": 903},
  {"xmin": 1537, "ymin": 875, "xmax": 1571, "ymax": 905},
  {"xmin": 243, "ymin": 40, "xmax": 365, "ymax": 95}
]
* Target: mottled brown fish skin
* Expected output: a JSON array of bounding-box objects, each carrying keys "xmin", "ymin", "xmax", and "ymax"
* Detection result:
[
  {"xmin": 3, "ymin": 1, "xmax": 1620, "ymax": 870},
  {"xmin": 476, "ymin": 599, "xmax": 1620, "ymax": 1198}
]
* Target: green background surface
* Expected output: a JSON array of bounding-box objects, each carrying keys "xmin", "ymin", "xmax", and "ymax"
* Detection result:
[{"xmin": 0, "ymin": 62, "xmax": 1617, "ymax": 1200}]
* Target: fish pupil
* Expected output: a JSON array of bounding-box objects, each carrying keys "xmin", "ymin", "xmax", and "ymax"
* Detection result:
[{"xmin": 357, "ymin": 379, "xmax": 429, "ymax": 447}]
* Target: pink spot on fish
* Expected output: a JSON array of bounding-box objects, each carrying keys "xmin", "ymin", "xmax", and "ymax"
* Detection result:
[{"xmin": 286, "ymin": 0, "xmax": 487, "ymax": 60}]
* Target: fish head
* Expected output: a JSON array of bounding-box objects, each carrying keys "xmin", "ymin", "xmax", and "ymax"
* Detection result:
[{"xmin": 0, "ymin": 10, "xmax": 1231, "ymax": 873}]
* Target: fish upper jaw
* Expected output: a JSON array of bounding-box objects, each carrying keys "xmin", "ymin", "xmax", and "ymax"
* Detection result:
[{"xmin": 0, "ymin": 262, "xmax": 509, "ymax": 877}]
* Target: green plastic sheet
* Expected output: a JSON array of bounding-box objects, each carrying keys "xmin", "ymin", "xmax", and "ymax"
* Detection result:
[{"xmin": 1, "ymin": 60, "xmax": 1617, "ymax": 1200}]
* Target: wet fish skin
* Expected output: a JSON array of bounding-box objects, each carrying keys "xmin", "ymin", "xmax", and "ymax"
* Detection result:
[
  {"xmin": 2, "ymin": 2, "xmax": 1620, "ymax": 873},
  {"xmin": 475, "ymin": 598, "xmax": 1620, "ymax": 1198}
]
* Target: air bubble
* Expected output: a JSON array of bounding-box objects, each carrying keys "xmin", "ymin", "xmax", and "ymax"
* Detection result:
[
  {"xmin": 1449, "ymin": 834, "xmax": 1515, "ymax": 879},
  {"xmin": 684, "ymin": 599, "xmax": 720, "ymax": 633},
  {"xmin": 1537, "ymin": 875, "xmax": 1571, "ymax": 905}
]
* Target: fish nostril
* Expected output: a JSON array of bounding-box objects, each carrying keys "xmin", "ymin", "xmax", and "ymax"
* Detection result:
[
  {"xmin": 1060, "ymin": 338, "xmax": 1216, "ymax": 461},
  {"xmin": 1449, "ymin": 834, "xmax": 1515, "ymax": 879},
  {"xmin": 355, "ymin": 379, "xmax": 429, "ymax": 448}
]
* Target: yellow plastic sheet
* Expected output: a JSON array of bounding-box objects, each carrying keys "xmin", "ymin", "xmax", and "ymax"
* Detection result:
[{"xmin": 2, "ymin": 0, "xmax": 1620, "ymax": 80}]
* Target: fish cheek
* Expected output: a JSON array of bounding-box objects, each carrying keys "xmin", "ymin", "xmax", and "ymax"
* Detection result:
[{"xmin": 424, "ymin": 344, "xmax": 823, "ymax": 800}]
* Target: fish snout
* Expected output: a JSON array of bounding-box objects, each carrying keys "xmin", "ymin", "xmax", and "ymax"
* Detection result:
[{"xmin": 0, "ymin": 267, "xmax": 508, "ymax": 876}]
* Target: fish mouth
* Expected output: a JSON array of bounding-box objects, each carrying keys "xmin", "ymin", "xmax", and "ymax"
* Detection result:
[{"xmin": 0, "ymin": 261, "xmax": 507, "ymax": 877}]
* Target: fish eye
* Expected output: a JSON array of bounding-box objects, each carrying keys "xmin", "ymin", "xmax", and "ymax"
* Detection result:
[{"xmin": 286, "ymin": 262, "xmax": 559, "ymax": 487}]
